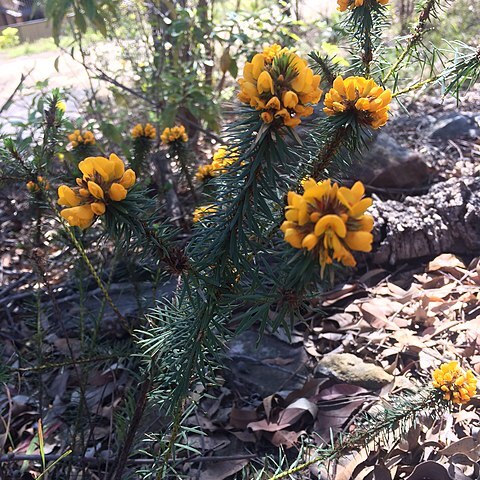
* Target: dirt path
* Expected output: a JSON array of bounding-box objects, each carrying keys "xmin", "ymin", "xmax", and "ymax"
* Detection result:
[
  {"xmin": 0, "ymin": 50, "xmax": 91, "ymax": 102},
  {"xmin": 0, "ymin": 49, "xmax": 96, "ymax": 131}
]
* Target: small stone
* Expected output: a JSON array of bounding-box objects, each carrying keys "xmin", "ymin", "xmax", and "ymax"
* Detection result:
[{"xmin": 314, "ymin": 353, "xmax": 393, "ymax": 389}]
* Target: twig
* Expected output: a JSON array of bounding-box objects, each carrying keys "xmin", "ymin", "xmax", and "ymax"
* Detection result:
[
  {"xmin": 14, "ymin": 355, "xmax": 120, "ymax": 372},
  {"xmin": 0, "ymin": 70, "xmax": 32, "ymax": 114},
  {"xmin": 383, "ymin": 0, "xmax": 441, "ymax": 83},
  {"xmin": 112, "ymin": 374, "xmax": 152, "ymax": 480},
  {"xmin": 0, "ymin": 452, "xmax": 260, "ymax": 465}
]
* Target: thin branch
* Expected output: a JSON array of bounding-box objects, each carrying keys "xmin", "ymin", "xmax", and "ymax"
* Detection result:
[
  {"xmin": 383, "ymin": 0, "xmax": 443, "ymax": 83},
  {"xmin": 0, "ymin": 70, "xmax": 32, "ymax": 115}
]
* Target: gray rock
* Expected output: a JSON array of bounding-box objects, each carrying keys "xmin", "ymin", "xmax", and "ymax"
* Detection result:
[
  {"xmin": 353, "ymin": 132, "xmax": 430, "ymax": 188},
  {"xmin": 429, "ymin": 113, "xmax": 480, "ymax": 140},
  {"xmin": 314, "ymin": 353, "xmax": 393, "ymax": 389}
]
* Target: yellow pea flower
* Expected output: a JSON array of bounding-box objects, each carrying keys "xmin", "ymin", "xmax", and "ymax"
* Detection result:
[
  {"xmin": 237, "ymin": 44, "xmax": 322, "ymax": 128},
  {"xmin": 161, "ymin": 125, "xmax": 188, "ymax": 145},
  {"xmin": 432, "ymin": 361, "xmax": 477, "ymax": 405},
  {"xmin": 281, "ymin": 179, "xmax": 374, "ymax": 275},
  {"xmin": 57, "ymin": 153, "xmax": 136, "ymax": 229},
  {"xmin": 324, "ymin": 76, "xmax": 392, "ymax": 129}
]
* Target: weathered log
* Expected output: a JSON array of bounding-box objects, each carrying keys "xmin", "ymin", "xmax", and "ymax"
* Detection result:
[{"xmin": 370, "ymin": 176, "xmax": 480, "ymax": 264}]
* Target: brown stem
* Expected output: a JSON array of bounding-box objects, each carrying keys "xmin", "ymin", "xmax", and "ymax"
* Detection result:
[
  {"xmin": 112, "ymin": 374, "xmax": 152, "ymax": 480},
  {"xmin": 311, "ymin": 127, "xmax": 348, "ymax": 180}
]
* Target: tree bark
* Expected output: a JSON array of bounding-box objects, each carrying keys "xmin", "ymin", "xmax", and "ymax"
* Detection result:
[{"xmin": 370, "ymin": 177, "xmax": 480, "ymax": 265}]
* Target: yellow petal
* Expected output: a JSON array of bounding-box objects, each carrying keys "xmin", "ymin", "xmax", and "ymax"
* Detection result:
[
  {"xmin": 284, "ymin": 228, "xmax": 303, "ymax": 248},
  {"xmin": 291, "ymin": 68, "xmax": 307, "ymax": 92},
  {"xmin": 87, "ymin": 181, "xmax": 104, "ymax": 199},
  {"xmin": 78, "ymin": 157, "xmax": 96, "ymax": 178},
  {"xmin": 108, "ymin": 183, "xmax": 127, "ymax": 201},
  {"xmin": 110, "ymin": 153, "xmax": 125, "ymax": 179},
  {"xmin": 119, "ymin": 169, "xmax": 136, "ymax": 189},
  {"xmin": 302, "ymin": 233, "xmax": 318, "ymax": 251},
  {"xmin": 61, "ymin": 205, "xmax": 95, "ymax": 229},
  {"xmin": 333, "ymin": 76, "xmax": 346, "ymax": 96},
  {"xmin": 265, "ymin": 96, "xmax": 281, "ymax": 110},
  {"xmin": 251, "ymin": 54, "xmax": 265, "ymax": 79},
  {"xmin": 90, "ymin": 202, "xmax": 106, "ymax": 215},
  {"xmin": 58, "ymin": 185, "xmax": 81, "ymax": 207},
  {"xmin": 282, "ymin": 91, "xmax": 299, "ymax": 108},
  {"xmin": 257, "ymin": 71, "xmax": 274, "ymax": 94},
  {"xmin": 350, "ymin": 197, "xmax": 373, "ymax": 217},
  {"xmin": 345, "ymin": 231, "xmax": 373, "ymax": 252},
  {"xmin": 314, "ymin": 214, "xmax": 347, "ymax": 237},
  {"xmin": 345, "ymin": 78, "xmax": 357, "ymax": 101}
]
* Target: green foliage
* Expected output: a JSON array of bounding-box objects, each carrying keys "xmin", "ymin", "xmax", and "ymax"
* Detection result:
[
  {"xmin": 1, "ymin": 0, "xmax": 479, "ymax": 477},
  {"xmin": 0, "ymin": 27, "xmax": 20, "ymax": 50},
  {"xmin": 45, "ymin": 0, "xmax": 117, "ymax": 40}
]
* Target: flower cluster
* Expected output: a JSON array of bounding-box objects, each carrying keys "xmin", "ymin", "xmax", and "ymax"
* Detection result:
[
  {"xmin": 67, "ymin": 129, "xmax": 95, "ymax": 148},
  {"xmin": 432, "ymin": 361, "xmax": 477, "ymax": 405},
  {"xmin": 337, "ymin": 0, "xmax": 389, "ymax": 11},
  {"xmin": 324, "ymin": 76, "xmax": 392, "ymax": 129},
  {"xmin": 193, "ymin": 204, "xmax": 216, "ymax": 223},
  {"xmin": 237, "ymin": 44, "xmax": 322, "ymax": 128},
  {"xmin": 26, "ymin": 175, "xmax": 50, "ymax": 193},
  {"xmin": 196, "ymin": 146, "xmax": 239, "ymax": 182},
  {"xmin": 56, "ymin": 100, "xmax": 66, "ymax": 112},
  {"xmin": 131, "ymin": 123, "xmax": 156, "ymax": 140},
  {"xmin": 57, "ymin": 154, "xmax": 136, "ymax": 229},
  {"xmin": 281, "ymin": 179, "xmax": 373, "ymax": 272},
  {"xmin": 160, "ymin": 125, "xmax": 188, "ymax": 145}
]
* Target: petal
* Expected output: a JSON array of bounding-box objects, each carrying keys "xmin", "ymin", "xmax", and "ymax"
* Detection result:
[
  {"xmin": 108, "ymin": 183, "xmax": 127, "ymax": 201},
  {"xmin": 314, "ymin": 214, "xmax": 347, "ymax": 237},
  {"xmin": 119, "ymin": 169, "xmax": 136, "ymax": 189},
  {"xmin": 109, "ymin": 153, "xmax": 125, "ymax": 179},
  {"xmin": 61, "ymin": 205, "xmax": 95, "ymax": 229},
  {"xmin": 284, "ymin": 228, "xmax": 303, "ymax": 248},
  {"xmin": 345, "ymin": 231, "xmax": 373, "ymax": 252},
  {"xmin": 87, "ymin": 181, "xmax": 104, "ymax": 199},
  {"xmin": 350, "ymin": 197, "xmax": 373, "ymax": 217},
  {"xmin": 58, "ymin": 185, "xmax": 81, "ymax": 207},
  {"xmin": 90, "ymin": 201, "xmax": 106, "ymax": 215},
  {"xmin": 302, "ymin": 233, "xmax": 318, "ymax": 251}
]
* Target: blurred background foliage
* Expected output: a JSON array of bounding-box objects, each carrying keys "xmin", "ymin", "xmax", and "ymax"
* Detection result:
[{"xmin": 9, "ymin": 0, "xmax": 474, "ymax": 145}]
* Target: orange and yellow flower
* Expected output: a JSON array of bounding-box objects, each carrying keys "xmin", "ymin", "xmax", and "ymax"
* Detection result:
[
  {"xmin": 196, "ymin": 146, "xmax": 239, "ymax": 182},
  {"xmin": 432, "ymin": 361, "xmax": 477, "ymax": 405},
  {"xmin": 160, "ymin": 125, "xmax": 188, "ymax": 145},
  {"xmin": 193, "ymin": 204, "xmax": 216, "ymax": 223},
  {"xmin": 324, "ymin": 76, "xmax": 392, "ymax": 129},
  {"xmin": 237, "ymin": 44, "xmax": 322, "ymax": 128},
  {"xmin": 131, "ymin": 123, "xmax": 156, "ymax": 140},
  {"xmin": 57, "ymin": 154, "xmax": 136, "ymax": 229},
  {"xmin": 67, "ymin": 129, "xmax": 95, "ymax": 148},
  {"xmin": 281, "ymin": 179, "xmax": 373, "ymax": 274},
  {"xmin": 337, "ymin": 0, "xmax": 389, "ymax": 12}
]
